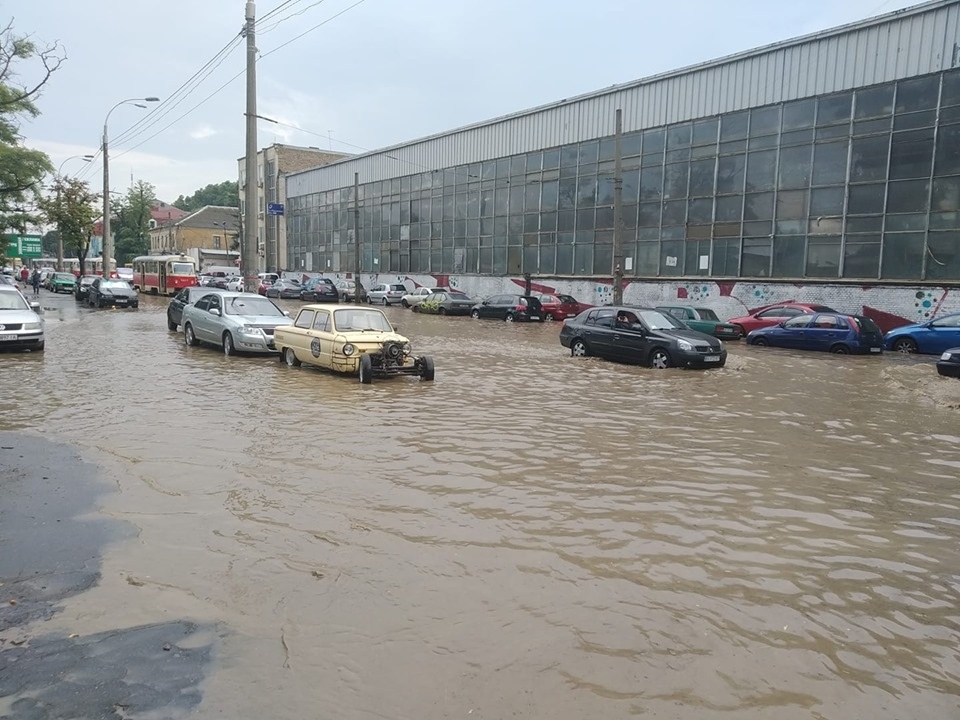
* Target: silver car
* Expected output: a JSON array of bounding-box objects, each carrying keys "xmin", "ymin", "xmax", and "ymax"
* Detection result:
[
  {"xmin": 367, "ymin": 282, "xmax": 407, "ymax": 305},
  {"xmin": 181, "ymin": 291, "xmax": 293, "ymax": 356},
  {"xmin": 0, "ymin": 285, "xmax": 44, "ymax": 352}
]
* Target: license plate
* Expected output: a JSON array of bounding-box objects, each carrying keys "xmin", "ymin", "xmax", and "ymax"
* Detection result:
[
  {"xmin": 0, "ymin": 335, "xmax": 18, "ymax": 341},
  {"xmin": 529, "ymin": 315, "xmax": 540, "ymax": 320},
  {"xmin": 705, "ymin": 355, "xmax": 721, "ymax": 362},
  {"xmin": 870, "ymin": 347, "xmax": 882, "ymax": 353}
]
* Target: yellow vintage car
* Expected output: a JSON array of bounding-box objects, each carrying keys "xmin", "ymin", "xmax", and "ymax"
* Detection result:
[{"xmin": 274, "ymin": 304, "xmax": 435, "ymax": 384}]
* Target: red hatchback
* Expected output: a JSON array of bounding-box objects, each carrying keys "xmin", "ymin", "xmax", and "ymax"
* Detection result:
[
  {"xmin": 537, "ymin": 293, "xmax": 590, "ymax": 321},
  {"xmin": 727, "ymin": 302, "xmax": 838, "ymax": 336}
]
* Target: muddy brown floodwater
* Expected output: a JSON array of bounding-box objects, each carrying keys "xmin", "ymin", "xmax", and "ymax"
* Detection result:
[{"xmin": 2, "ymin": 290, "xmax": 960, "ymax": 719}]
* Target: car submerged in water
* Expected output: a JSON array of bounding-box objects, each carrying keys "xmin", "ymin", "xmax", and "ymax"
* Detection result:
[
  {"xmin": 560, "ymin": 306, "xmax": 726, "ymax": 369},
  {"xmin": 746, "ymin": 313, "xmax": 884, "ymax": 354},
  {"xmin": 883, "ymin": 313, "xmax": 960, "ymax": 355},
  {"xmin": 182, "ymin": 292, "xmax": 293, "ymax": 355}
]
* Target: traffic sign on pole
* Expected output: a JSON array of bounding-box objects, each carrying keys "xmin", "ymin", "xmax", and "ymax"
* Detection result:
[{"xmin": 3, "ymin": 234, "xmax": 42, "ymax": 259}]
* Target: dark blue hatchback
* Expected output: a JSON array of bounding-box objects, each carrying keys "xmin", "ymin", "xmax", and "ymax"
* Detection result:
[{"xmin": 746, "ymin": 313, "xmax": 884, "ymax": 354}]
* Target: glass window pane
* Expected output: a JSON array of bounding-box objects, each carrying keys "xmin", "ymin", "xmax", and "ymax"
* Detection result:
[
  {"xmin": 782, "ymin": 99, "xmax": 816, "ymax": 130},
  {"xmin": 885, "ymin": 213, "xmax": 926, "ymax": 232},
  {"xmin": 542, "ymin": 148, "xmax": 560, "ymax": 170},
  {"xmin": 717, "ymin": 155, "xmax": 745, "ymax": 194},
  {"xmin": 851, "ymin": 136, "xmax": 890, "ymax": 182},
  {"xmin": 779, "ymin": 145, "xmax": 812, "ymax": 189},
  {"xmin": 663, "ymin": 163, "xmax": 689, "ymax": 199},
  {"xmin": 847, "ymin": 215, "xmax": 883, "ymax": 233},
  {"xmin": 667, "ymin": 123, "xmax": 692, "ymax": 149},
  {"xmin": 776, "ymin": 189, "xmax": 808, "ymax": 220},
  {"xmin": 896, "ymin": 75, "xmax": 940, "ymax": 113},
  {"xmin": 638, "ymin": 202, "xmax": 661, "ymax": 227},
  {"xmin": 886, "ymin": 179, "xmax": 929, "ymax": 214},
  {"xmin": 848, "ymin": 183, "xmax": 886, "ymax": 214},
  {"xmin": 692, "ymin": 118, "xmax": 719, "ymax": 146},
  {"xmin": 934, "ymin": 123, "xmax": 960, "ymax": 176},
  {"xmin": 643, "ymin": 128, "xmax": 665, "ymax": 157},
  {"xmin": 773, "ymin": 236, "xmax": 806, "ymax": 277},
  {"xmin": 812, "ymin": 141, "xmax": 849, "ymax": 185},
  {"xmin": 809, "ymin": 216, "xmax": 843, "ymax": 235},
  {"xmin": 577, "ymin": 176, "xmax": 597, "ymax": 208},
  {"xmin": 942, "ymin": 69, "xmax": 960, "ymax": 107},
  {"xmin": 555, "ymin": 244, "xmax": 573, "ymax": 274},
  {"xmin": 741, "ymin": 238, "xmax": 772, "ymax": 276},
  {"xmin": 881, "ymin": 232, "xmax": 925, "ymax": 279},
  {"xmin": 806, "ymin": 236, "xmax": 841, "ymax": 277},
  {"xmin": 854, "ymin": 117, "xmax": 892, "ymax": 136},
  {"xmin": 712, "ymin": 237, "xmax": 740, "ymax": 276},
  {"xmin": 744, "ymin": 192, "xmax": 774, "ymax": 220},
  {"xmin": 855, "ymin": 84, "xmax": 895, "ymax": 119},
  {"xmin": 743, "ymin": 220, "xmax": 772, "ymax": 236},
  {"xmin": 660, "ymin": 240, "xmax": 684, "ymax": 274},
  {"xmin": 689, "ymin": 158, "xmax": 716, "ymax": 196},
  {"xmin": 932, "ymin": 176, "xmax": 960, "ymax": 211},
  {"xmin": 746, "ymin": 149, "xmax": 777, "ymax": 191},
  {"xmin": 558, "ymin": 179, "xmax": 577, "ymax": 210},
  {"xmin": 750, "ymin": 106, "xmax": 781, "ymax": 136},
  {"xmin": 662, "ymin": 200, "xmax": 685, "ymax": 225},
  {"xmin": 818, "ymin": 93, "xmax": 852, "ymax": 126},
  {"xmin": 926, "ymin": 231, "xmax": 960, "ymax": 280},
  {"xmin": 688, "ymin": 198, "xmax": 713, "ymax": 224},
  {"xmin": 574, "ymin": 243, "xmax": 593, "ymax": 275},
  {"xmin": 622, "ymin": 132, "xmax": 642, "ymax": 158},
  {"xmin": 810, "ymin": 187, "xmax": 845, "ymax": 216},
  {"xmin": 842, "ymin": 239, "xmax": 880, "ymax": 278},
  {"xmin": 640, "ymin": 166, "xmax": 663, "ymax": 201},
  {"xmin": 579, "ymin": 141, "xmax": 599, "ymax": 165},
  {"xmin": 894, "ymin": 110, "xmax": 937, "ymax": 131},
  {"xmin": 721, "ymin": 111, "xmax": 749, "ymax": 141},
  {"xmin": 889, "ymin": 129, "xmax": 934, "ymax": 179},
  {"xmin": 716, "ymin": 195, "xmax": 743, "ymax": 222},
  {"xmin": 593, "ymin": 243, "xmax": 613, "ymax": 275},
  {"xmin": 560, "ymin": 146, "xmax": 578, "ymax": 167}
]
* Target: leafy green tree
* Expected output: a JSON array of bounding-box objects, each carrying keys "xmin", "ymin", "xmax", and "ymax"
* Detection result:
[
  {"xmin": 173, "ymin": 180, "xmax": 239, "ymax": 211},
  {"xmin": 41, "ymin": 228, "xmax": 58, "ymax": 256},
  {"xmin": 38, "ymin": 177, "xmax": 99, "ymax": 275},
  {"xmin": 112, "ymin": 180, "xmax": 157, "ymax": 264},
  {"xmin": 0, "ymin": 20, "xmax": 63, "ymax": 233}
]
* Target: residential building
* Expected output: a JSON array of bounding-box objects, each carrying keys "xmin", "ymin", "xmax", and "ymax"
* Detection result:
[
  {"xmin": 237, "ymin": 144, "xmax": 350, "ymax": 273},
  {"xmin": 284, "ymin": 0, "xmax": 960, "ymax": 326},
  {"xmin": 148, "ymin": 205, "xmax": 241, "ymax": 269}
]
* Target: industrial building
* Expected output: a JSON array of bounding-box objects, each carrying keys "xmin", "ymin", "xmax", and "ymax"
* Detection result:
[{"xmin": 284, "ymin": 0, "xmax": 960, "ymax": 321}]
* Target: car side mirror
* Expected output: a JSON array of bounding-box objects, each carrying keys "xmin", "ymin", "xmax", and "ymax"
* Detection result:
[
  {"xmin": 29, "ymin": 301, "xmax": 41, "ymax": 312},
  {"xmin": 393, "ymin": 325, "xmax": 400, "ymax": 332},
  {"xmin": 209, "ymin": 308, "xmax": 221, "ymax": 316},
  {"xmin": 283, "ymin": 311, "xmax": 290, "ymax": 316}
]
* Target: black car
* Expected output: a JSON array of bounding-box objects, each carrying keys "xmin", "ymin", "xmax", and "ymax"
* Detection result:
[
  {"xmin": 299, "ymin": 277, "xmax": 339, "ymax": 302},
  {"xmin": 470, "ymin": 294, "xmax": 544, "ymax": 322},
  {"xmin": 75, "ymin": 275, "xmax": 97, "ymax": 301},
  {"xmin": 265, "ymin": 278, "xmax": 302, "ymax": 299},
  {"xmin": 87, "ymin": 278, "xmax": 139, "ymax": 309},
  {"xmin": 559, "ymin": 306, "xmax": 727, "ymax": 369},
  {"xmin": 937, "ymin": 347, "xmax": 960, "ymax": 378},
  {"xmin": 166, "ymin": 286, "xmax": 230, "ymax": 330}
]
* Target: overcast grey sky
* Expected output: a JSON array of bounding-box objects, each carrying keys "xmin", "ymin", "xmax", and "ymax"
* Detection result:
[{"xmin": 12, "ymin": 0, "xmax": 918, "ymax": 202}]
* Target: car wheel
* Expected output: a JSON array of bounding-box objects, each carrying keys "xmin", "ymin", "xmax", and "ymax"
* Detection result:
[
  {"xmin": 752, "ymin": 337, "xmax": 769, "ymax": 346},
  {"xmin": 284, "ymin": 347, "xmax": 301, "ymax": 367},
  {"xmin": 571, "ymin": 339, "xmax": 590, "ymax": 357},
  {"xmin": 650, "ymin": 348, "xmax": 672, "ymax": 369},
  {"xmin": 167, "ymin": 314, "xmax": 178, "ymax": 331},
  {"xmin": 893, "ymin": 338, "xmax": 918, "ymax": 354},
  {"xmin": 358, "ymin": 353, "xmax": 373, "ymax": 384},
  {"xmin": 223, "ymin": 332, "xmax": 236, "ymax": 356},
  {"xmin": 402, "ymin": 300, "xmax": 410, "ymax": 308},
  {"xmin": 381, "ymin": 298, "xmax": 389, "ymax": 306},
  {"xmin": 545, "ymin": 313, "xmax": 554, "ymax": 321},
  {"xmin": 471, "ymin": 309, "xmax": 480, "ymax": 319},
  {"xmin": 184, "ymin": 323, "xmax": 199, "ymax": 346},
  {"xmin": 733, "ymin": 324, "xmax": 746, "ymax": 338},
  {"xmin": 505, "ymin": 313, "xmax": 514, "ymax": 323},
  {"xmin": 830, "ymin": 344, "xmax": 851, "ymax": 354},
  {"xmin": 412, "ymin": 305, "xmax": 420, "ymax": 313},
  {"xmin": 419, "ymin": 355, "xmax": 435, "ymax": 381},
  {"xmin": 438, "ymin": 307, "xmax": 447, "ymax": 316}
]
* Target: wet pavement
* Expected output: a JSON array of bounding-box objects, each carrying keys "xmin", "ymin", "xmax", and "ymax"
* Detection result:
[{"xmin": 1, "ymin": 289, "xmax": 959, "ymax": 719}]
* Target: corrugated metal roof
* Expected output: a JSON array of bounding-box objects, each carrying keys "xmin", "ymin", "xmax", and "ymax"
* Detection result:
[{"xmin": 287, "ymin": 0, "xmax": 960, "ymax": 196}]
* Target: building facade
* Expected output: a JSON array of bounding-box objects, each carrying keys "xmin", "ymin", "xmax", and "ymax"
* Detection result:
[
  {"xmin": 284, "ymin": 0, "xmax": 960, "ymax": 324},
  {"xmin": 148, "ymin": 205, "xmax": 241, "ymax": 270},
  {"xmin": 237, "ymin": 144, "xmax": 349, "ymax": 274}
]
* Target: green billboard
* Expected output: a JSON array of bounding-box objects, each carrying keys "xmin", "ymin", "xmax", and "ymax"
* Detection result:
[{"xmin": 3, "ymin": 234, "xmax": 42, "ymax": 259}]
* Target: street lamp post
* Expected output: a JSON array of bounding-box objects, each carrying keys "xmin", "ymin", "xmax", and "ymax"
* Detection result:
[
  {"xmin": 102, "ymin": 97, "xmax": 159, "ymax": 277},
  {"xmin": 55, "ymin": 154, "xmax": 94, "ymax": 271}
]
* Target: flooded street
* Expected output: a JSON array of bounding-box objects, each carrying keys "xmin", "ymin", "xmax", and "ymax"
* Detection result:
[{"xmin": 2, "ymin": 290, "xmax": 960, "ymax": 719}]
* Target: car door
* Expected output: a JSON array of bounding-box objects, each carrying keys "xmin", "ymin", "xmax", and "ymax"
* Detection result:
[
  {"xmin": 89, "ymin": 278, "xmax": 101, "ymax": 304},
  {"xmin": 610, "ymin": 312, "xmax": 653, "ymax": 361},
  {"xmin": 193, "ymin": 295, "xmax": 219, "ymax": 341},
  {"xmin": 803, "ymin": 314, "xmax": 847, "ymax": 351},
  {"xmin": 171, "ymin": 289, "xmax": 189, "ymax": 323},
  {"xmin": 924, "ymin": 315, "xmax": 960, "ymax": 353},
  {"xmin": 478, "ymin": 295, "xmax": 500, "ymax": 318},
  {"xmin": 581, "ymin": 308, "xmax": 617, "ymax": 358},
  {"xmin": 286, "ymin": 308, "xmax": 314, "ymax": 360},
  {"xmin": 312, "ymin": 309, "xmax": 334, "ymax": 366}
]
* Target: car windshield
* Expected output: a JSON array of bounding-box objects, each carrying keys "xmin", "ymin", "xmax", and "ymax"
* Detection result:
[
  {"xmin": 100, "ymin": 280, "xmax": 130, "ymax": 289},
  {"xmin": 80, "ymin": 276, "xmax": 96, "ymax": 285},
  {"xmin": 557, "ymin": 294, "xmax": 578, "ymax": 303},
  {"xmin": 333, "ymin": 309, "xmax": 394, "ymax": 332},
  {"xmin": 695, "ymin": 308, "xmax": 720, "ymax": 321},
  {"xmin": 224, "ymin": 296, "xmax": 285, "ymax": 316},
  {"xmin": 637, "ymin": 309, "xmax": 686, "ymax": 330},
  {"xmin": 0, "ymin": 291, "xmax": 29, "ymax": 310},
  {"xmin": 810, "ymin": 304, "xmax": 837, "ymax": 312},
  {"xmin": 171, "ymin": 263, "xmax": 194, "ymax": 275}
]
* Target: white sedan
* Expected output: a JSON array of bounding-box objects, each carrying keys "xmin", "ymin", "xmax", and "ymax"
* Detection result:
[{"xmin": 401, "ymin": 286, "xmax": 453, "ymax": 308}]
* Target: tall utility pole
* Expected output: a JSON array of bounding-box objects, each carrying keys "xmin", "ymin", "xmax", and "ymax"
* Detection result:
[
  {"xmin": 353, "ymin": 172, "xmax": 361, "ymax": 305},
  {"xmin": 612, "ymin": 108, "xmax": 625, "ymax": 305},
  {"xmin": 242, "ymin": 0, "xmax": 259, "ymax": 292}
]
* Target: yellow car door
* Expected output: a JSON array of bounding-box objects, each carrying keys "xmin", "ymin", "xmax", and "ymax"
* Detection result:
[
  {"xmin": 286, "ymin": 309, "xmax": 315, "ymax": 362},
  {"xmin": 311, "ymin": 309, "xmax": 334, "ymax": 367}
]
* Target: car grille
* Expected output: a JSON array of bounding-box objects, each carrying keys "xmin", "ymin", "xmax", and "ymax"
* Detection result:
[
  {"xmin": 260, "ymin": 328, "xmax": 275, "ymax": 336},
  {"xmin": 694, "ymin": 345, "xmax": 712, "ymax": 352},
  {"xmin": 0, "ymin": 323, "xmax": 23, "ymax": 331}
]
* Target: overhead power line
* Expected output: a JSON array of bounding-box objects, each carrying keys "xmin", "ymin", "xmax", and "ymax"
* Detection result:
[
  {"xmin": 259, "ymin": 0, "xmax": 327, "ymax": 34},
  {"xmin": 260, "ymin": 0, "xmax": 368, "ymax": 58}
]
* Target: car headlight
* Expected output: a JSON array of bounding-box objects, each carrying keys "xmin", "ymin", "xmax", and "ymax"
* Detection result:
[
  {"xmin": 239, "ymin": 325, "xmax": 261, "ymax": 335},
  {"xmin": 22, "ymin": 322, "xmax": 42, "ymax": 331},
  {"xmin": 342, "ymin": 343, "xmax": 356, "ymax": 356},
  {"xmin": 677, "ymin": 340, "xmax": 693, "ymax": 351},
  {"xmin": 402, "ymin": 342, "xmax": 411, "ymax": 355}
]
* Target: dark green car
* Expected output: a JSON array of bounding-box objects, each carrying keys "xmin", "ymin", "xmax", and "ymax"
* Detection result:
[
  {"xmin": 49, "ymin": 272, "xmax": 77, "ymax": 294},
  {"xmin": 656, "ymin": 305, "xmax": 742, "ymax": 340}
]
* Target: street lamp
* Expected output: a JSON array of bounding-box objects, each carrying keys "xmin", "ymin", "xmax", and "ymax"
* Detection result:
[
  {"xmin": 102, "ymin": 96, "xmax": 159, "ymax": 277},
  {"xmin": 54, "ymin": 155, "xmax": 95, "ymax": 270}
]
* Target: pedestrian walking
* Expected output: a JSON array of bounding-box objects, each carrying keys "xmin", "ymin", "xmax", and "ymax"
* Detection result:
[
  {"xmin": 30, "ymin": 267, "xmax": 41, "ymax": 296},
  {"xmin": 19, "ymin": 266, "xmax": 29, "ymax": 286}
]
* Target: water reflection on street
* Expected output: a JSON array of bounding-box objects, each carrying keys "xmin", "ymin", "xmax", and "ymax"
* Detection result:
[{"xmin": 3, "ymin": 291, "xmax": 959, "ymax": 719}]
